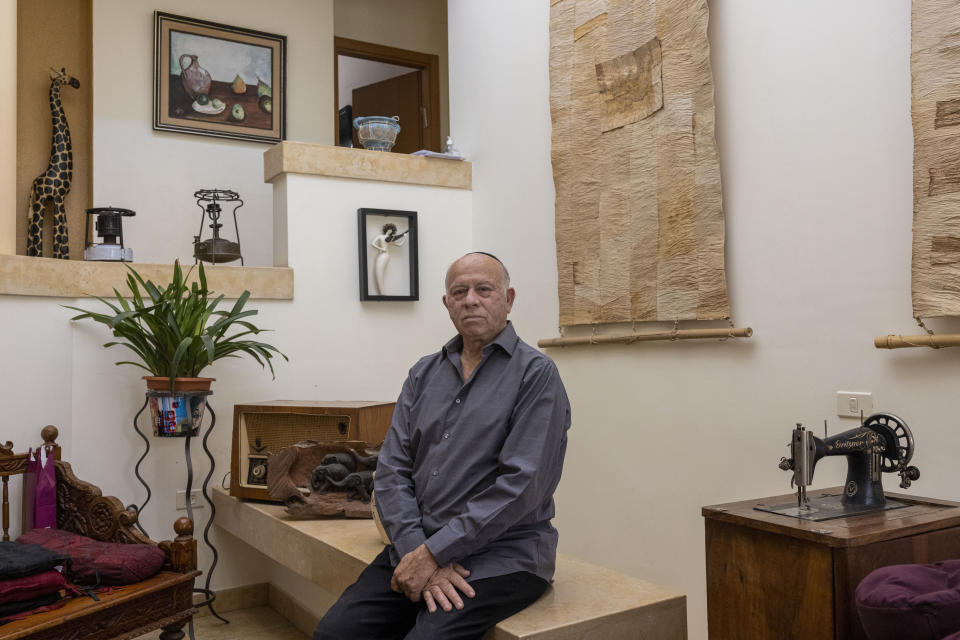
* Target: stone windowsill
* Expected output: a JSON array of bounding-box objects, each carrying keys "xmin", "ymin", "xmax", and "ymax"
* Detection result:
[
  {"xmin": 0, "ymin": 254, "xmax": 293, "ymax": 299},
  {"xmin": 264, "ymin": 142, "xmax": 472, "ymax": 190}
]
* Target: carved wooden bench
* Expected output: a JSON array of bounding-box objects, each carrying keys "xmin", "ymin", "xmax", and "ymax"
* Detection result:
[{"xmin": 0, "ymin": 426, "xmax": 200, "ymax": 640}]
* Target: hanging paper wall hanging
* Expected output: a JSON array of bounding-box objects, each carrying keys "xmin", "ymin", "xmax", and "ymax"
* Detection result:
[{"xmin": 549, "ymin": 0, "xmax": 730, "ymax": 327}]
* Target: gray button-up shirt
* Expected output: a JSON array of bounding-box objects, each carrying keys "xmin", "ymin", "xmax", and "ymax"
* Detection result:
[{"xmin": 374, "ymin": 322, "xmax": 571, "ymax": 582}]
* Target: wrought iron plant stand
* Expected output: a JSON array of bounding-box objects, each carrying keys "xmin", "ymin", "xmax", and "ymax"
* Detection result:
[{"xmin": 132, "ymin": 388, "xmax": 228, "ymax": 630}]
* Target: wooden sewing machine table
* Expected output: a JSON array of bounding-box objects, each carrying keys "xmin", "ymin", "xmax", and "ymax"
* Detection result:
[{"xmin": 702, "ymin": 488, "xmax": 960, "ymax": 640}]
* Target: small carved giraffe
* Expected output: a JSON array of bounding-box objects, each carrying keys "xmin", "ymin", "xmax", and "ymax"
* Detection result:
[{"xmin": 26, "ymin": 68, "xmax": 80, "ymax": 259}]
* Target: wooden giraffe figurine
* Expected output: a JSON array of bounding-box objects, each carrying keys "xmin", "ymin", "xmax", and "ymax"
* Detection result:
[{"xmin": 26, "ymin": 67, "xmax": 80, "ymax": 259}]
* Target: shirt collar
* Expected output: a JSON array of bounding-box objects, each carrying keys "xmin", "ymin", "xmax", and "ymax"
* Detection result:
[{"xmin": 443, "ymin": 321, "xmax": 518, "ymax": 357}]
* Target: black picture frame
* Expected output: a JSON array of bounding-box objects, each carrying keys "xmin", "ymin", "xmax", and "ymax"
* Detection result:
[
  {"xmin": 358, "ymin": 209, "xmax": 419, "ymax": 301},
  {"xmin": 153, "ymin": 11, "xmax": 286, "ymax": 144}
]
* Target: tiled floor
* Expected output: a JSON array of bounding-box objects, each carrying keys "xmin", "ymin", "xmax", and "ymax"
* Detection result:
[{"xmin": 136, "ymin": 606, "xmax": 310, "ymax": 640}]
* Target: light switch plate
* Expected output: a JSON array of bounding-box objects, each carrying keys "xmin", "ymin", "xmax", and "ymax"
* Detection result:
[
  {"xmin": 836, "ymin": 391, "xmax": 874, "ymax": 418},
  {"xmin": 175, "ymin": 489, "xmax": 204, "ymax": 510}
]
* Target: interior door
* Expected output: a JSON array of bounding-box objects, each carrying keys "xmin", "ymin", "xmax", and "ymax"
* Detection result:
[{"xmin": 352, "ymin": 70, "xmax": 424, "ymax": 154}]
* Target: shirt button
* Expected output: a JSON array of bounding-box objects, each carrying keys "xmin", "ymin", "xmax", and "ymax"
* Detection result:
[
  {"xmin": 455, "ymin": 398, "xmax": 461, "ymax": 404},
  {"xmin": 443, "ymin": 433, "xmax": 450, "ymax": 439},
  {"xmin": 432, "ymin": 470, "xmax": 439, "ymax": 477}
]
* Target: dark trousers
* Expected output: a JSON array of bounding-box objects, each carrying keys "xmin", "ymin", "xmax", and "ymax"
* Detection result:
[{"xmin": 314, "ymin": 547, "xmax": 548, "ymax": 640}]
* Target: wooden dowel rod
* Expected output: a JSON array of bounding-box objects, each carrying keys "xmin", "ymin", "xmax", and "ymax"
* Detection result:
[
  {"xmin": 538, "ymin": 326, "xmax": 753, "ymax": 348},
  {"xmin": 874, "ymin": 333, "xmax": 960, "ymax": 349}
]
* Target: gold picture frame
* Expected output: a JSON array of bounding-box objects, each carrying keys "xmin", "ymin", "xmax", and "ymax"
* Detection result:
[{"xmin": 153, "ymin": 11, "xmax": 285, "ymax": 144}]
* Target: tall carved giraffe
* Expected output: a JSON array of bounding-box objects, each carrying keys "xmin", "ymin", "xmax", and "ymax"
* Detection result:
[{"xmin": 26, "ymin": 67, "xmax": 80, "ymax": 259}]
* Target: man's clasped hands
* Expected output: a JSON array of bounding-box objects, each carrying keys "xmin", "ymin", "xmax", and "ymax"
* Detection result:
[{"xmin": 390, "ymin": 543, "xmax": 476, "ymax": 613}]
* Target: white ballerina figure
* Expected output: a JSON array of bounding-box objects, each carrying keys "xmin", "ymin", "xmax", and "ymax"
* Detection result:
[{"xmin": 371, "ymin": 223, "xmax": 408, "ymax": 295}]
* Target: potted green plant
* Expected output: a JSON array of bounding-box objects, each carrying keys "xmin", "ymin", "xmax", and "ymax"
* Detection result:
[{"xmin": 65, "ymin": 260, "xmax": 287, "ymax": 396}]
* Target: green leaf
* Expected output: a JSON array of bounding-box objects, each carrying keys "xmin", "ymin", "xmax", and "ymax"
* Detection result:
[
  {"xmin": 201, "ymin": 335, "xmax": 215, "ymax": 363},
  {"xmin": 114, "ymin": 360, "xmax": 154, "ymax": 373},
  {"xmin": 113, "ymin": 288, "xmax": 131, "ymax": 312},
  {"xmin": 69, "ymin": 261, "xmax": 285, "ymax": 382},
  {"xmin": 108, "ymin": 310, "xmax": 138, "ymax": 328},
  {"xmin": 170, "ymin": 336, "xmax": 194, "ymax": 379}
]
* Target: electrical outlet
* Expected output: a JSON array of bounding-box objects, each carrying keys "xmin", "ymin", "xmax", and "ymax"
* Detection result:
[
  {"xmin": 175, "ymin": 490, "xmax": 204, "ymax": 510},
  {"xmin": 836, "ymin": 391, "xmax": 874, "ymax": 418}
]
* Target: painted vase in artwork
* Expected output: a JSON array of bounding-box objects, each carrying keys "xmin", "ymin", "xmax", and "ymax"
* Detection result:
[{"xmin": 179, "ymin": 54, "xmax": 211, "ymax": 99}]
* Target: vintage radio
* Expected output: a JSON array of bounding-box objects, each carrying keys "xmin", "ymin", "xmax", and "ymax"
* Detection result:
[{"xmin": 230, "ymin": 400, "xmax": 394, "ymax": 502}]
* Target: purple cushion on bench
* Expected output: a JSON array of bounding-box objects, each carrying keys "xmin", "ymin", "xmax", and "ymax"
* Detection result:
[
  {"xmin": 855, "ymin": 560, "xmax": 960, "ymax": 640},
  {"xmin": 16, "ymin": 528, "xmax": 165, "ymax": 586}
]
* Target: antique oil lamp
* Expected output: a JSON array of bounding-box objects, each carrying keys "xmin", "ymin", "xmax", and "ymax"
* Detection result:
[
  {"xmin": 193, "ymin": 189, "xmax": 244, "ymax": 265},
  {"xmin": 83, "ymin": 207, "xmax": 135, "ymax": 261}
]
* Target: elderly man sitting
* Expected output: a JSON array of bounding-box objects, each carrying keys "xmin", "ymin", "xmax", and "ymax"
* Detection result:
[{"xmin": 314, "ymin": 252, "xmax": 571, "ymax": 640}]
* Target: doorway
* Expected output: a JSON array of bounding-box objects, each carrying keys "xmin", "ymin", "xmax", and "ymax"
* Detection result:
[{"xmin": 334, "ymin": 37, "xmax": 442, "ymax": 153}]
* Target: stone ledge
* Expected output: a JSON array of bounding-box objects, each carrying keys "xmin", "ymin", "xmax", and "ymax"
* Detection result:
[
  {"xmin": 213, "ymin": 488, "xmax": 687, "ymax": 639},
  {"xmin": 0, "ymin": 254, "xmax": 293, "ymax": 299},
  {"xmin": 264, "ymin": 141, "xmax": 472, "ymax": 189}
]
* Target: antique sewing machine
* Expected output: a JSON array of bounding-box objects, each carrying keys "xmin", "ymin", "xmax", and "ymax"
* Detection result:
[{"xmin": 757, "ymin": 413, "xmax": 921, "ymax": 521}]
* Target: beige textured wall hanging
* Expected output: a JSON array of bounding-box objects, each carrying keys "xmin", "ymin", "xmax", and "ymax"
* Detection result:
[
  {"xmin": 911, "ymin": 0, "xmax": 960, "ymax": 319},
  {"xmin": 876, "ymin": 0, "xmax": 960, "ymax": 350},
  {"xmin": 549, "ymin": 0, "xmax": 730, "ymax": 328}
]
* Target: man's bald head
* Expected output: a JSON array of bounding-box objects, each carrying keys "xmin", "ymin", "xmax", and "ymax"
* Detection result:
[{"xmin": 445, "ymin": 252, "xmax": 511, "ymax": 292}]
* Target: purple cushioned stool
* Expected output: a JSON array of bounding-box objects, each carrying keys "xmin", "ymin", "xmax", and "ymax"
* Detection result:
[{"xmin": 855, "ymin": 560, "xmax": 960, "ymax": 640}]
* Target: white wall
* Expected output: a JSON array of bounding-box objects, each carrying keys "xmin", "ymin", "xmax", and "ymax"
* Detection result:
[
  {"xmin": 448, "ymin": 2, "xmax": 960, "ymax": 639},
  {"xmin": 0, "ymin": 296, "xmax": 75, "ymax": 533},
  {"xmin": 92, "ymin": 0, "xmax": 334, "ymax": 267},
  {"xmin": 338, "ymin": 56, "xmax": 419, "ymax": 111}
]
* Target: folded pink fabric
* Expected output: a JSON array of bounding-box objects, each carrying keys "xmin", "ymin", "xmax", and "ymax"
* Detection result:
[{"xmin": 0, "ymin": 570, "xmax": 65, "ymax": 605}]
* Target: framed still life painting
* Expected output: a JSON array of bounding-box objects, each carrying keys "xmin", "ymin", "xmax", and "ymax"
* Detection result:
[
  {"xmin": 358, "ymin": 209, "xmax": 419, "ymax": 301},
  {"xmin": 153, "ymin": 12, "xmax": 286, "ymax": 143}
]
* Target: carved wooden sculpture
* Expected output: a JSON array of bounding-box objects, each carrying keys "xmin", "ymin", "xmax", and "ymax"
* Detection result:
[
  {"xmin": 26, "ymin": 68, "xmax": 79, "ymax": 259},
  {"xmin": 267, "ymin": 440, "xmax": 380, "ymax": 519}
]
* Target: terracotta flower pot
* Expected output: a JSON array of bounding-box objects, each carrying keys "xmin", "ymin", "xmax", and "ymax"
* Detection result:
[{"xmin": 142, "ymin": 376, "xmax": 215, "ymax": 393}]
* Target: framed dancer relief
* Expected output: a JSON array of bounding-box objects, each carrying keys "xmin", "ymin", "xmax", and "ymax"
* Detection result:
[{"xmin": 358, "ymin": 209, "xmax": 419, "ymax": 301}]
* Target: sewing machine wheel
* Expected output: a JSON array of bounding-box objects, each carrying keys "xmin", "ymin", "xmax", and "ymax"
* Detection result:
[{"xmin": 863, "ymin": 413, "xmax": 914, "ymax": 471}]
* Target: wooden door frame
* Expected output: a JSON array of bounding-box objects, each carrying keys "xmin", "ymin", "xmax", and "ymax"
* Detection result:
[{"xmin": 334, "ymin": 36, "xmax": 441, "ymax": 152}]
